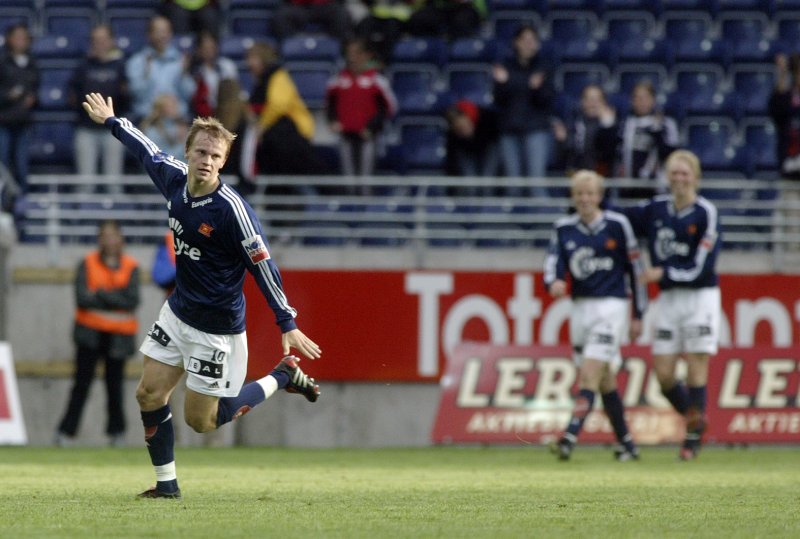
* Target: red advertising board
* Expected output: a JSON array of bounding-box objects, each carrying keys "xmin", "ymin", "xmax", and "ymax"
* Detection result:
[
  {"xmin": 431, "ymin": 344, "xmax": 800, "ymax": 445},
  {"xmin": 245, "ymin": 270, "xmax": 800, "ymax": 382}
]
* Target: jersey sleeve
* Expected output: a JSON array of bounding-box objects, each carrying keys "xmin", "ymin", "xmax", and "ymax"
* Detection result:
[
  {"xmin": 106, "ymin": 116, "xmax": 187, "ymax": 199},
  {"xmin": 542, "ymin": 226, "xmax": 566, "ymax": 287},
  {"xmin": 662, "ymin": 200, "xmax": 720, "ymax": 287},
  {"xmin": 618, "ymin": 215, "xmax": 648, "ymax": 319},
  {"xmin": 219, "ymin": 187, "xmax": 298, "ymax": 332}
]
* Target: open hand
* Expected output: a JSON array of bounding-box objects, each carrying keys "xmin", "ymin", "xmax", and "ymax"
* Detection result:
[
  {"xmin": 82, "ymin": 92, "xmax": 115, "ymax": 125},
  {"xmin": 282, "ymin": 328, "xmax": 321, "ymax": 360}
]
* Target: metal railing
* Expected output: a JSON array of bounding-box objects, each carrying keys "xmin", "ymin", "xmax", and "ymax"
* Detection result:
[{"xmin": 19, "ymin": 173, "xmax": 795, "ymax": 265}]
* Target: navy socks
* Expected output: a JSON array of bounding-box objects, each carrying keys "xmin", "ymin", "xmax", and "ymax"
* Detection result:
[{"xmin": 141, "ymin": 405, "xmax": 178, "ymax": 494}]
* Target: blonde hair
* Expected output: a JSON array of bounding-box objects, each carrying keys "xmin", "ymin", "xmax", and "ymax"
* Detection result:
[
  {"xmin": 570, "ymin": 169, "xmax": 605, "ymax": 196},
  {"xmin": 665, "ymin": 149, "xmax": 702, "ymax": 180},
  {"xmin": 185, "ymin": 117, "xmax": 237, "ymax": 159}
]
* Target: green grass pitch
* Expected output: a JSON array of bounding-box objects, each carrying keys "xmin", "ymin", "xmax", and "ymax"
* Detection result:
[{"xmin": 0, "ymin": 446, "xmax": 798, "ymax": 538}]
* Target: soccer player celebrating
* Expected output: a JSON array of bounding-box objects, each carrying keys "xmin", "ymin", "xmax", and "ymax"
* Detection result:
[
  {"xmin": 81, "ymin": 93, "xmax": 322, "ymax": 499},
  {"xmin": 544, "ymin": 170, "xmax": 647, "ymax": 461},
  {"xmin": 623, "ymin": 150, "xmax": 721, "ymax": 461}
]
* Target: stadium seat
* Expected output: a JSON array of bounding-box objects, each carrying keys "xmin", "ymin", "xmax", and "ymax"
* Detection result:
[
  {"xmin": 555, "ymin": 63, "xmax": 611, "ymax": 101},
  {"xmin": 775, "ymin": 13, "xmax": 800, "ymax": 49},
  {"xmin": 670, "ymin": 64, "xmax": 732, "ymax": 116},
  {"xmin": 0, "ymin": 9, "xmax": 34, "ymax": 35},
  {"xmin": 741, "ymin": 117, "xmax": 779, "ymax": 172},
  {"xmin": 546, "ymin": 11, "xmax": 607, "ymax": 63},
  {"xmin": 104, "ymin": 0, "xmax": 159, "ymax": 7},
  {"xmin": 662, "ymin": 11, "xmax": 723, "ymax": 64},
  {"xmin": 281, "ymin": 34, "xmax": 341, "ymax": 62},
  {"xmin": 42, "ymin": 0, "xmax": 96, "ymax": 6},
  {"xmin": 42, "ymin": 9, "xmax": 96, "ymax": 43},
  {"xmin": 603, "ymin": 11, "xmax": 668, "ymax": 65},
  {"xmin": 490, "ymin": 11, "xmax": 542, "ymax": 42},
  {"xmin": 229, "ymin": 9, "xmax": 273, "ymax": 38},
  {"xmin": 37, "ymin": 66, "xmax": 74, "ymax": 111},
  {"xmin": 716, "ymin": 0, "xmax": 773, "ymax": 12},
  {"xmin": 659, "ymin": 0, "xmax": 715, "ymax": 11},
  {"xmin": 389, "ymin": 65, "xmax": 443, "ymax": 115},
  {"xmin": 285, "ymin": 62, "xmax": 335, "ymax": 109},
  {"xmin": 391, "ymin": 37, "xmax": 447, "ymax": 67},
  {"xmin": 719, "ymin": 12, "xmax": 775, "ymax": 63},
  {"xmin": 448, "ymin": 37, "xmax": 495, "ymax": 64},
  {"xmin": 397, "ymin": 117, "xmax": 447, "ymax": 172},
  {"xmin": 684, "ymin": 116, "xmax": 742, "ymax": 172},
  {"xmin": 29, "ymin": 117, "xmax": 75, "ymax": 170},
  {"xmin": 601, "ymin": 0, "xmax": 660, "ymax": 12},
  {"xmin": 31, "ymin": 34, "xmax": 83, "ymax": 60},
  {"xmin": 354, "ymin": 222, "xmax": 410, "ymax": 247},
  {"xmin": 730, "ymin": 64, "xmax": 774, "ymax": 117},
  {"xmin": 107, "ymin": 9, "xmax": 152, "ymax": 55},
  {"xmin": 445, "ymin": 64, "xmax": 493, "ymax": 108},
  {"xmin": 613, "ymin": 63, "xmax": 668, "ymax": 96},
  {"xmin": 471, "ymin": 223, "xmax": 528, "ymax": 248},
  {"xmin": 220, "ymin": 35, "xmax": 264, "ymax": 63}
]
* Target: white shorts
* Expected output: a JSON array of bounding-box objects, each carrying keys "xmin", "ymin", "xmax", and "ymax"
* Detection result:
[
  {"xmin": 651, "ymin": 287, "xmax": 720, "ymax": 356},
  {"xmin": 140, "ymin": 302, "xmax": 249, "ymax": 397},
  {"xmin": 570, "ymin": 297, "xmax": 628, "ymax": 367}
]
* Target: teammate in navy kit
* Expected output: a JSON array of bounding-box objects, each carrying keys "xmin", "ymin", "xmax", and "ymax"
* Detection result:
[
  {"xmin": 544, "ymin": 170, "xmax": 647, "ymax": 461},
  {"xmin": 623, "ymin": 150, "xmax": 721, "ymax": 461},
  {"xmin": 82, "ymin": 93, "xmax": 322, "ymax": 499}
]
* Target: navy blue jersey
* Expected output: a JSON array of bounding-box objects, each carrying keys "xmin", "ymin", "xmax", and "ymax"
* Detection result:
[
  {"xmin": 107, "ymin": 117, "xmax": 297, "ymax": 335},
  {"xmin": 623, "ymin": 194, "xmax": 720, "ymax": 290},
  {"xmin": 544, "ymin": 210, "xmax": 647, "ymax": 318}
]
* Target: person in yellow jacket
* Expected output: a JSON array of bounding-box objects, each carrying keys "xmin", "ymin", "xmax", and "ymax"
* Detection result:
[
  {"xmin": 243, "ymin": 41, "xmax": 329, "ymax": 182},
  {"xmin": 55, "ymin": 220, "xmax": 140, "ymax": 447}
]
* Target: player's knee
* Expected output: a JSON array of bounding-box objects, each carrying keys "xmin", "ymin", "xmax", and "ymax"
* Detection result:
[
  {"xmin": 185, "ymin": 412, "xmax": 216, "ymax": 433},
  {"xmin": 136, "ymin": 382, "xmax": 164, "ymax": 409}
]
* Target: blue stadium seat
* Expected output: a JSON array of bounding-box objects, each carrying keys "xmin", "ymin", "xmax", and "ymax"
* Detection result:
[
  {"xmin": 684, "ymin": 117, "xmax": 741, "ymax": 172},
  {"xmin": 29, "ymin": 117, "xmax": 75, "ymax": 170},
  {"xmin": 220, "ymin": 35, "xmax": 265, "ymax": 63},
  {"xmin": 355, "ymin": 222, "xmax": 410, "ymax": 247},
  {"xmin": 776, "ymin": 13, "xmax": 800, "ymax": 49},
  {"xmin": 546, "ymin": 11, "xmax": 607, "ymax": 63},
  {"xmin": 472, "ymin": 223, "xmax": 528, "ymax": 248},
  {"xmin": 613, "ymin": 63, "xmax": 668, "ymax": 96},
  {"xmin": 603, "ymin": 11, "xmax": 668, "ymax": 65},
  {"xmin": 389, "ymin": 65, "xmax": 443, "ymax": 115},
  {"xmin": 43, "ymin": 9, "xmax": 96, "ymax": 44},
  {"xmin": 43, "ymin": 0, "xmax": 96, "ymax": 6},
  {"xmin": 104, "ymin": 0, "xmax": 159, "ymax": 7},
  {"xmin": 281, "ymin": 34, "xmax": 341, "ymax": 62},
  {"xmin": 398, "ymin": 118, "xmax": 447, "ymax": 172},
  {"xmin": 391, "ymin": 37, "xmax": 447, "ymax": 67},
  {"xmin": 659, "ymin": 0, "xmax": 715, "ymax": 11},
  {"xmin": 662, "ymin": 11, "xmax": 722, "ymax": 64},
  {"xmin": 0, "ymin": 9, "xmax": 34, "ymax": 35},
  {"xmin": 555, "ymin": 63, "xmax": 611, "ymax": 101},
  {"xmin": 229, "ymin": 9, "xmax": 273, "ymax": 39},
  {"xmin": 490, "ymin": 11, "xmax": 542, "ymax": 42},
  {"xmin": 716, "ymin": 0, "xmax": 773, "ymax": 12},
  {"xmin": 445, "ymin": 65, "xmax": 493, "ymax": 108},
  {"xmin": 285, "ymin": 62, "xmax": 334, "ymax": 109},
  {"xmin": 601, "ymin": 0, "xmax": 660, "ymax": 12},
  {"xmin": 741, "ymin": 118, "xmax": 779, "ymax": 172},
  {"xmin": 448, "ymin": 37, "xmax": 495, "ymax": 64},
  {"xmin": 671, "ymin": 64, "xmax": 731, "ymax": 116},
  {"xmin": 31, "ymin": 34, "xmax": 83, "ymax": 60},
  {"xmin": 107, "ymin": 9, "xmax": 152, "ymax": 55},
  {"xmin": 731, "ymin": 64, "xmax": 774, "ymax": 117},
  {"xmin": 37, "ymin": 66, "xmax": 74, "ymax": 111},
  {"xmin": 720, "ymin": 12, "xmax": 774, "ymax": 63}
]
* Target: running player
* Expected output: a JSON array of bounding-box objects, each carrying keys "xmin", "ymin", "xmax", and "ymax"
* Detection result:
[
  {"xmin": 82, "ymin": 93, "xmax": 322, "ymax": 498},
  {"xmin": 544, "ymin": 170, "xmax": 647, "ymax": 461},
  {"xmin": 623, "ymin": 149, "xmax": 721, "ymax": 461}
]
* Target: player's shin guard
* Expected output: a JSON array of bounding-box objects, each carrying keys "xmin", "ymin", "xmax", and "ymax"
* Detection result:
[
  {"xmin": 601, "ymin": 390, "xmax": 636, "ymax": 452},
  {"xmin": 662, "ymin": 382, "xmax": 689, "ymax": 415},
  {"xmin": 216, "ymin": 382, "xmax": 267, "ymax": 427},
  {"xmin": 565, "ymin": 389, "xmax": 596, "ymax": 439},
  {"xmin": 141, "ymin": 404, "xmax": 178, "ymax": 494}
]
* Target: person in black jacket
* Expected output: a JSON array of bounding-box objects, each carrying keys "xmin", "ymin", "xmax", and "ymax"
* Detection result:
[
  {"xmin": 0, "ymin": 24, "xmax": 38, "ymax": 194},
  {"xmin": 444, "ymin": 99, "xmax": 499, "ymax": 194},
  {"xmin": 492, "ymin": 24, "xmax": 554, "ymax": 196}
]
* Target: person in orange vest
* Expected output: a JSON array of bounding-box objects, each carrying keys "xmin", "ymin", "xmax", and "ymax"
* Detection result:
[{"xmin": 55, "ymin": 220, "xmax": 141, "ymax": 447}]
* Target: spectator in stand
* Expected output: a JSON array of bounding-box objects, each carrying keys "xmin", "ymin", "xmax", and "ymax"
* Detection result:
[
  {"xmin": 444, "ymin": 99, "xmax": 499, "ymax": 187},
  {"xmin": 768, "ymin": 52, "xmax": 800, "ymax": 249},
  {"xmin": 125, "ymin": 16, "xmax": 196, "ymax": 124},
  {"xmin": 272, "ymin": 0, "xmax": 353, "ymax": 43},
  {"xmin": 355, "ymin": 0, "xmax": 419, "ymax": 65},
  {"xmin": 616, "ymin": 80, "xmax": 679, "ymax": 198},
  {"xmin": 0, "ymin": 24, "xmax": 38, "ymax": 194},
  {"xmin": 69, "ymin": 24, "xmax": 129, "ymax": 190},
  {"xmin": 553, "ymin": 84, "xmax": 618, "ymax": 179},
  {"xmin": 406, "ymin": 0, "xmax": 485, "ymax": 41},
  {"xmin": 140, "ymin": 93, "xmax": 190, "ymax": 158},
  {"xmin": 244, "ymin": 41, "xmax": 328, "ymax": 179},
  {"xmin": 159, "ymin": 0, "xmax": 222, "ymax": 40},
  {"xmin": 55, "ymin": 220, "xmax": 140, "ymax": 448},
  {"xmin": 189, "ymin": 31, "xmax": 239, "ymax": 118},
  {"xmin": 492, "ymin": 24, "xmax": 554, "ymax": 196},
  {"xmin": 325, "ymin": 38, "xmax": 396, "ymax": 187}
]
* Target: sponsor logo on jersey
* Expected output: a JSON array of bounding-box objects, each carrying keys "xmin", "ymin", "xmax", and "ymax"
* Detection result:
[
  {"xmin": 191, "ymin": 197, "xmax": 213, "ymax": 208},
  {"xmin": 655, "ymin": 227, "xmax": 690, "ymax": 260},
  {"xmin": 605, "ymin": 238, "xmax": 617, "ymax": 250},
  {"xmin": 568, "ymin": 247, "xmax": 613, "ymax": 280},
  {"xmin": 152, "ymin": 151, "xmax": 169, "ymax": 163},
  {"xmin": 174, "ymin": 235, "xmax": 202, "ymax": 260},
  {"xmin": 241, "ymin": 235, "xmax": 270, "ymax": 264},
  {"xmin": 198, "ymin": 223, "xmax": 213, "ymax": 237},
  {"xmin": 169, "ymin": 217, "xmax": 183, "ymax": 236}
]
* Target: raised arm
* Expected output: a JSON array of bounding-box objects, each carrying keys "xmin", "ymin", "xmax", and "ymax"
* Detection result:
[{"xmin": 82, "ymin": 92, "xmax": 115, "ymax": 124}]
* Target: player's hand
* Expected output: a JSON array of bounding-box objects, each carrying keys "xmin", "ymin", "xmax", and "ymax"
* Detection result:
[
  {"xmin": 640, "ymin": 267, "xmax": 663, "ymax": 284},
  {"xmin": 82, "ymin": 92, "xmax": 115, "ymax": 125},
  {"xmin": 548, "ymin": 279, "xmax": 567, "ymax": 298},
  {"xmin": 282, "ymin": 328, "xmax": 321, "ymax": 360},
  {"xmin": 629, "ymin": 319, "xmax": 643, "ymax": 342}
]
